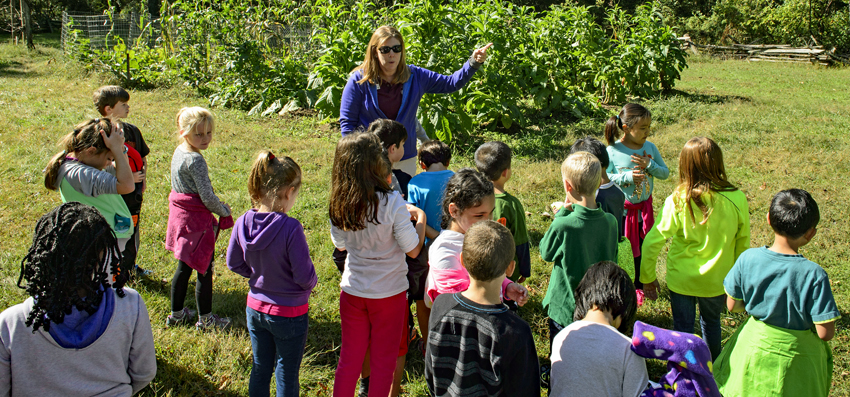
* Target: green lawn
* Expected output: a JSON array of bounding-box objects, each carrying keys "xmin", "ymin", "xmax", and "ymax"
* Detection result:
[{"xmin": 1, "ymin": 37, "xmax": 848, "ymax": 396}]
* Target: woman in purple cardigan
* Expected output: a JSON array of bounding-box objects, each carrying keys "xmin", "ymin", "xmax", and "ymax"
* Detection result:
[{"xmin": 339, "ymin": 25, "xmax": 492, "ymax": 177}]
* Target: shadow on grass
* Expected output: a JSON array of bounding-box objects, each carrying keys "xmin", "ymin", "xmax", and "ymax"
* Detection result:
[
  {"xmin": 658, "ymin": 89, "xmax": 752, "ymax": 104},
  {"xmin": 0, "ymin": 60, "xmax": 27, "ymax": 77},
  {"xmin": 144, "ymin": 359, "xmax": 242, "ymax": 397}
]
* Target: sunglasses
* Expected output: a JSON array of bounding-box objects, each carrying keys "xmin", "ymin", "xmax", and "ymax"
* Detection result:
[{"xmin": 377, "ymin": 44, "xmax": 403, "ymax": 54}]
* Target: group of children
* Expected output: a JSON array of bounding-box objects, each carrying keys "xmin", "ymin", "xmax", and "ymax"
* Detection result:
[{"xmin": 0, "ymin": 86, "xmax": 840, "ymax": 397}]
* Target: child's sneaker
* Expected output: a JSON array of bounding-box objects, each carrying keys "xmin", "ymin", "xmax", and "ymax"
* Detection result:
[
  {"xmin": 636, "ymin": 289, "xmax": 645, "ymax": 307},
  {"xmin": 166, "ymin": 307, "xmax": 197, "ymax": 327},
  {"xmin": 195, "ymin": 314, "xmax": 231, "ymax": 331}
]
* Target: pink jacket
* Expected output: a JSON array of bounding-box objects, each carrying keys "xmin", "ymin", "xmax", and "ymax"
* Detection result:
[
  {"xmin": 426, "ymin": 267, "xmax": 513, "ymax": 305},
  {"xmin": 165, "ymin": 192, "xmax": 232, "ymax": 274}
]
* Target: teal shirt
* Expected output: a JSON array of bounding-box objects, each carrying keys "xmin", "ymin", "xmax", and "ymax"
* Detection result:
[
  {"xmin": 540, "ymin": 204, "xmax": 618, "ymax": 327},
  {"xmin": 606, "ymin": 141, "xmax": 669, "ymax": 204},
  {"xmin": 724, "ymin": 247, "xmax": 841, "ymax": 330}
]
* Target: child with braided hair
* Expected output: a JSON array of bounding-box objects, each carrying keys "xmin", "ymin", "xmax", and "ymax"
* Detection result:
[{"xmin": 0, "ymin": 202, "xmax": 156, "ymax": 396}]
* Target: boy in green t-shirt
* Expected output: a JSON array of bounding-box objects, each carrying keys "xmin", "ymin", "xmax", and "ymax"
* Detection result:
[
  {"xmin": 474, "ymin": 141, "xmax": 531, "ymax": 284},
  {"xmin": 540, "ymin": 151, "xmax": 618, "ymax": 353}
]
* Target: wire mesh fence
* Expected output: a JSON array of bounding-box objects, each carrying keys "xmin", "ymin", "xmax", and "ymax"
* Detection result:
[
  {"xmin": 61, "ymin": 12, "xmax": 147, "ymax": 51},
  {"xmin": 61, "ymin": 11, "xmax": 312, "ymax": 53}
]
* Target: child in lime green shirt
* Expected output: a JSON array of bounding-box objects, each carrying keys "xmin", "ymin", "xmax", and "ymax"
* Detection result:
[{"xmin": 641, "ymin": 137, "xmax": 750, "ymax": 360}]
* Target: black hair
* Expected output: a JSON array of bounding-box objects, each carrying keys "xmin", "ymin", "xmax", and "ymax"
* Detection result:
[
  {"xmin": 769, "ymin": 189, "xmax": 820, "ymax": 239},
  {"xmin": 367, "ymin": 119, "xmax": 407, "ymax": 150},
  {"xmin": 603, "ymin": 103, "xmax": 651, "ymax": 146},
  {"xmin": 440, "ymin": 168, "xmax": 494, "ymax": 229},
  {"xmin": 474, "ymin": 141, "xmax": 512, "ymax": 181},
  {"xmin": 418, "ymin": 140, "xmax": 452, "ymax": 169},
  {"xmin": 570, "ymin": 137, "xmax": 610, "ymax": 169},
  {"xmin": 18, "ymin": 202, "xmax": 125, "ymax": 332},
  {"xmin": 573, "ymin": 261, "xmax": 637, "ymax": 333}
]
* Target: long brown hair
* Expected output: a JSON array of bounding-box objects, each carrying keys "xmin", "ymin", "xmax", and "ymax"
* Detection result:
[
  {"xmin": 44, "ymin": 118, "xmax": 115, "ymax": 191},
  {"xmin": 354, "ymin": 26, "xmax": 411, "ymax": 85},
  {"xmin": 248, "ymin": 150, "xmax": 302, "ymax": 208},
  {"xmin": 676, "ymin": 137, "xmax": 737, "ymax": 224},
  {"xmin": 603, "ymin": 103, "xmax": 651, "ymax": 145},
  {"xmin": 329, "ymin": 132, "xmax": 392, "ymax": 231}
]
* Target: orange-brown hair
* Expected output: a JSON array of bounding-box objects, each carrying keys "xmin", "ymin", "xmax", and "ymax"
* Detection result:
[
  {"xmin": 354, "ymin": 26, "xmax": 411, "ymax": 85},
  {"xmin": 675, "ymin": 137, "xmax": 737, "ymax": 224},
  {"xmin": 44, "ymin": 119, "xmax": 115, "ymax": 190},
  {"xmin": 329, "ymin": 132, "xmax": 392, "ymax": 231},
  {"xmin": 248, "ymin": 150, "xmax": 302, "ymax": 208}
]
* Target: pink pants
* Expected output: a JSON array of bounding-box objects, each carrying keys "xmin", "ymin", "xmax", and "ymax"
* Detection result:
[{"xmin": 333, "ymin": 291, "xmax": 407, "ymax": 397}]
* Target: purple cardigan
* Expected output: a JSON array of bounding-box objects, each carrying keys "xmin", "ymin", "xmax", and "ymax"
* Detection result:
[
  {"xmin": 226, "ymin": 210, "xmax": 317, "ymax": 307},
  {"xmin": 339, "ymin": 61, "xmax": 480, "ymax": 161}
]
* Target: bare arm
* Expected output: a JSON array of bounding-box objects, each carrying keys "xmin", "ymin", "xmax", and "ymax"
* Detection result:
[
  {"xmin": 726, "ymin": 295, "xmax": 746, "ymax": 313},
  {"xmin": 101, "ymin": 128, "xmax": 135, "ymax": 194},
  {"xmin": 816, "ymin": 321, "xmax": 835, "ymax": 341}
]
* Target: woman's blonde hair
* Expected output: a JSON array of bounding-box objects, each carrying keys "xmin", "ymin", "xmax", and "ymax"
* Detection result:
[
  {"xmin": 44, "ymin": 118, "xmax": 115, "ymax": 190},
  {"xmin": 248, "ymin": 150, "xmax": 302, "ymax": 208},
  {"xmin": 354, "ymin": 26, "xmax": 411, "ymax": 85},
  {"xmin": 675, "ymin": 137, "xmax": 737, "ymax": 224},
  {"xmin": 176, "ymin": 107, "xmax": 214, "ymax": 142}
]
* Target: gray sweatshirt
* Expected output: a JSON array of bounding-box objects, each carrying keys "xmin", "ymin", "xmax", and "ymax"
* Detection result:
[
  {"xmin": 0, "ymin": 288, "xmax": 157, "ymax": 396},
  {"xmin": 170, "ymin": 146, "xmax": 230, "ymax": 217}
]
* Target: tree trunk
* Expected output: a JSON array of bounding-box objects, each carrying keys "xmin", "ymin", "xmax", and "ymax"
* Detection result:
[{"xmin": 22, "ymin": 0, "xmax": 34, "ymax": 49}]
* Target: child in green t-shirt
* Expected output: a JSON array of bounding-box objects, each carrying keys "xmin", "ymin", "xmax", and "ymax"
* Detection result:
[
  {"xmin": 540, "ymin": 152, "xmax": 619, "ymax": 353},
  {"xmin": 474, "ymin": 141, "xmax": 531, "ymax": 284}
]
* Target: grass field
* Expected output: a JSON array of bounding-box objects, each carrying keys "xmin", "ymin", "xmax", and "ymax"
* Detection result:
[{"xmin": 1, "ymin": 35, "xmax": 848, "ymax": 396}]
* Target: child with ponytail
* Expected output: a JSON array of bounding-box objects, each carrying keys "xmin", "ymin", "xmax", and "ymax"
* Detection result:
[
  {"xmin": 165, "ymin": 107, "xmax": 233, "ymax": 331},
  {"xmin": 604, "ymin": 103, "xmax": 669, "ymax": 298},
  {"xmin": 227, "ymin": 151, "xmax": 317, "ymax": 397},
  {"xmin": 641, "ymin": 137, "xmax": 750, "ymax": 360},
  {"xmin": 43, "ymin": 118, "xmax": 136, "ymax": 281},
  {"xmin": 329, "ymin": 132, "xmax": 426, "ymax": 397}
]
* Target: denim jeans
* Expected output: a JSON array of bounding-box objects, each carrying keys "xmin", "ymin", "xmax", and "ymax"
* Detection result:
[
  {"xmin": 668, "ymin": 291, "xmax": 725, "ymax": 360},
  {"xmin": 246, "ymin": 306, "xmax": 309, "ymax": 397}
]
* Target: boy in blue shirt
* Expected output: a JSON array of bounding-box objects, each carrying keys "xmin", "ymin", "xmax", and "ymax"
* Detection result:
[
  {"xmin": 407, "ymin": 139, "xmax": 453, "ymax": 345},
  {"xmin": 717, "ymin": 189, "xmax": 840, "ymax": 396}
]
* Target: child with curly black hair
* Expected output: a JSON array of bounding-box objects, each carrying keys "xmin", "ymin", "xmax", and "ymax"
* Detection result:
[{"xmin": 0, "ymin": 202, "xmax": 156, "ymax": 396}]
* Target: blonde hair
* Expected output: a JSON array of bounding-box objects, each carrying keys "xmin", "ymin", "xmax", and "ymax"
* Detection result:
[
  {"xmin": 176, "ymin": 107, "xmax": 214, "ymax": 142},
  {"xmin": 248, "ymin": 150, "xmax": 302, "ymax": 208},
  {"xmin": 354, "ymin": 26, "xmax": 411, "ymax": 85},
  {"xmin": 560, "ymin": 151, "xmax": 601, "ymax": 196},
  {"xmin": 44, "ymin": 119, "xmax": 115, "ymax": 190}
]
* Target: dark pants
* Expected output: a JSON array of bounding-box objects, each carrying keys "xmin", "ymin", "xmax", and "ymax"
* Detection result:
[
  {"xmin": 548, "ymin": 318, "xmax": 565, "ymax": 357},
  {"xmin": 669, "ymin": 290, "xmax": 725, "ymax": 360},
  {"xmin": 121, "ymin": 224, "xmax": 140, "ymax": 276},
  {"xmin": 246, "ymin": 307, "xmax": 309, "ymax": 397},
  {"xmin": 170, "ymin": 259, "xmax": 214, "ymax": 315}
]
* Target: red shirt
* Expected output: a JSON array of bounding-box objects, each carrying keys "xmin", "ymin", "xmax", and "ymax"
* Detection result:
[{"xmin": 377, "ymin": 82, "xmax": 403, "ymax": 120}]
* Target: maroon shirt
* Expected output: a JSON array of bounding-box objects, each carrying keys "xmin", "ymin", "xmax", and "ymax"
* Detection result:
[{"xmin": 377, "ymin": 82, "xmax": 403, "ymax": 120}]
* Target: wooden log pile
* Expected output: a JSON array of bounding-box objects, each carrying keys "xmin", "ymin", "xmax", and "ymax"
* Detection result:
[{"xmin": 676, "ymin": 36, "xmax": 840, "ymax": 66}]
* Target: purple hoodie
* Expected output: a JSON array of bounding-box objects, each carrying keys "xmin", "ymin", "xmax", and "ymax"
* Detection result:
[{"xmin": 226, "ymin": 210, "xmax": 317, "ymax": 307}]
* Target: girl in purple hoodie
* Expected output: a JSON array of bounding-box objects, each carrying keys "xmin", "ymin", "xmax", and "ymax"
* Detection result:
[{"xmin": 226, "ymin": 151, "xmax": 317, "ymax": 397}]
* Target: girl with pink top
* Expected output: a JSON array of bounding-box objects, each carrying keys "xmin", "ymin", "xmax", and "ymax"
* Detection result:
[
  {"xmin": 329, "ymin": 132, "xmax": 426, "ymax": 397},
  {"xmin": 425, "ymin": 168, "xmax": 529, "ymax": 308}
]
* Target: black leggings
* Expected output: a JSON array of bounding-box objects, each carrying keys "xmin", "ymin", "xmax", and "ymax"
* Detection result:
[{"xmin": 171, "ymin": 259, "xmax": 214, "ymax": 315}]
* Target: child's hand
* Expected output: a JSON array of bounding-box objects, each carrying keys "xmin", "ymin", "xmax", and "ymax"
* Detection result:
[
  {"xmin": 631, "ymin": 168, "xmax": 646, "ymax": 184},
  {"xmin": 100, "ymin": 125, "xmax": 125, "ymax": 154},
  {"xmin": 406, "ymin": 204, "xmax": 426, "ymax": 224},
  {"xmin": 630, "ymin": 152, "xmax": 651, "ymax": 169},
  {"xmin": 133, "ymin": 170, "xmax": 145, "ymax": 183},
  {"xmin": 643, "ymin": 280, "xmax": 660, "ymax": 301},
  {"xmin": 506, "ymin": 282, "xmax": 529, "ymax": 306}
]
